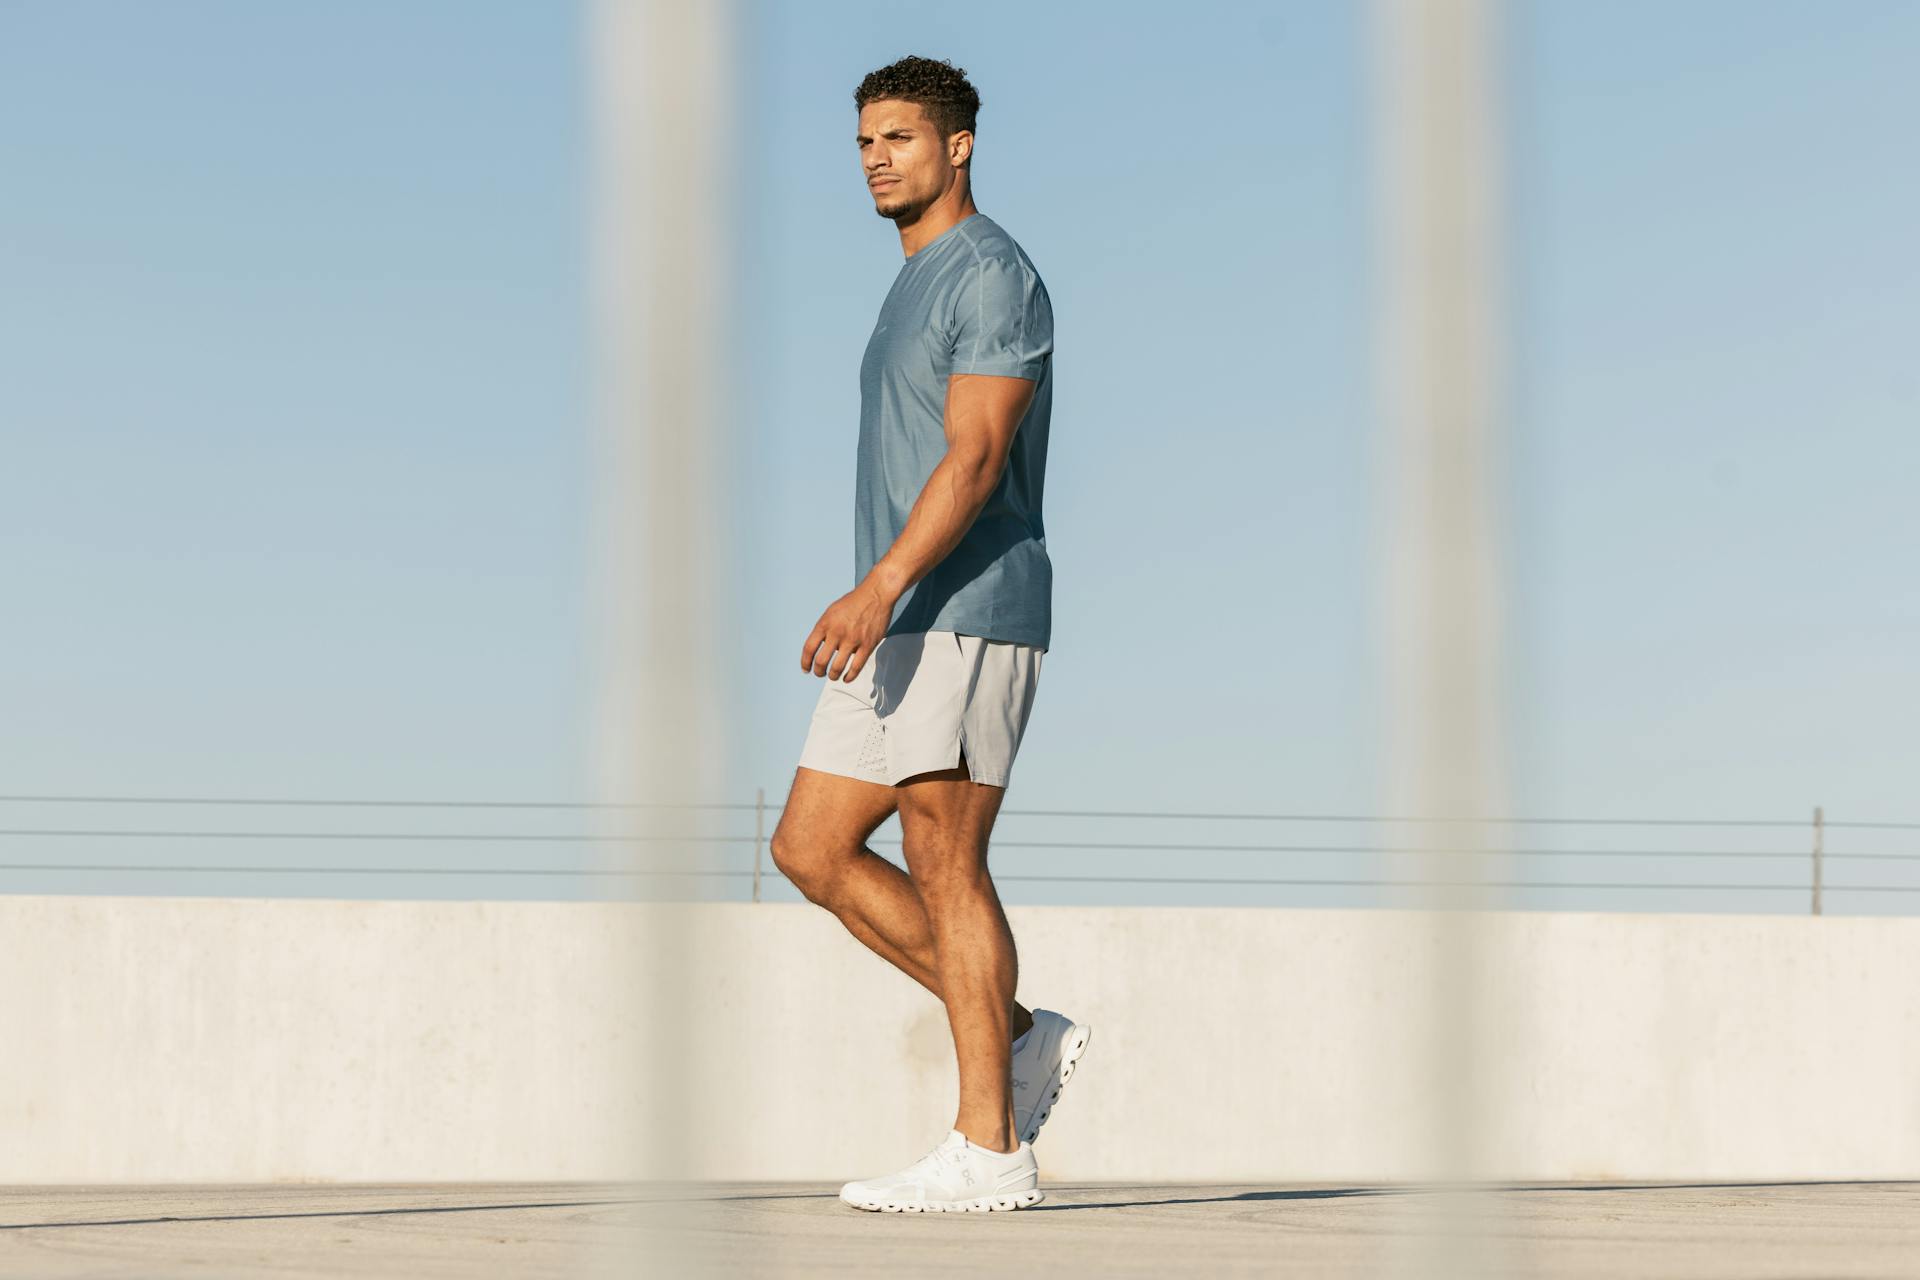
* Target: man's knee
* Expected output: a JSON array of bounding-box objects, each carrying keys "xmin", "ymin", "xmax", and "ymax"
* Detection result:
[
  {"xmin": 772, "ymin": 766, "xmax": 900, "ymax": 903},
  {"xmin": 769, "ymin": 822, "xmax": 868, "ymax": 906},
  {"xmin": 768, "ymin": 827, "xmax": 827, "ymax": 902}
]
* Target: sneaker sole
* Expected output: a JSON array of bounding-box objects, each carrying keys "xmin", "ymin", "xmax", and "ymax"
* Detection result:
[
  {"xmin": 840, "ymin": 1188, "xmax": 1044, "ymax": 1213},
  {"xmin": 1020, "ymin": 1022, "xmax": 1094, "ymax": 1144}
]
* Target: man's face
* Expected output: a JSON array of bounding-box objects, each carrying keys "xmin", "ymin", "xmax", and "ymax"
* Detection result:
[{"xmin": 857, "ymin": 99, "xmax": 964, "ymax": 221}]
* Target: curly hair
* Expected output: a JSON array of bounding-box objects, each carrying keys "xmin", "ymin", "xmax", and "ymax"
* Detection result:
[{"xmin": 852, "ymin": 55, "xmax": 981, "ymax": 150}]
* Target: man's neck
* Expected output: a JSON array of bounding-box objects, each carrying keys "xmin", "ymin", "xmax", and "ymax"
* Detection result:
[{"xmin": 899, "ymin": 195, "xmax": 980, "ymax": 258}]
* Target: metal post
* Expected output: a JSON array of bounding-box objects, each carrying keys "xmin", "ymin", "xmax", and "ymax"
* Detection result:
[
  {"xmin": 1812, "ymin": 805, "xmax": 1824, "ymax": 916},
  {"xmin": 753, "ymin": 786, "xmax": 765, "ymax": 904}
]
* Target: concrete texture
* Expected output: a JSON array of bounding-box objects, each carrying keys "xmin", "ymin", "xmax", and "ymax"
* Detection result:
[
  {"xmin": 5, "ymin": 897, "xmax": 1918, "ymax": 1183},
  {"xmin": 2, "ymin": 1181, "xmax": 1916, "ymax": 1278}
]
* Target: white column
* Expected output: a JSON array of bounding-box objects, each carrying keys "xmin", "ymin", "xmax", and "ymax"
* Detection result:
[
  {"xmin": 1373, "ymin": 0, "xmax": 1517, "ymax": 1273},
  {"xmin": 588, "ymin": 0, "xmax": 740, "ymax": 1273}
]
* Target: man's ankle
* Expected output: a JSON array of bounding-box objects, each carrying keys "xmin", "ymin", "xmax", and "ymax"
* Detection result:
[{"xmin": 959, "ymin": 1126, "xmax": 1018, "ymax": 1155}]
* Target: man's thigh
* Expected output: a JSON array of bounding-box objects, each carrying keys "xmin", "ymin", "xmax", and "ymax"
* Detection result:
[
  {"xmin": 773, "ymin": 764, "xmax": 901, "ymax": 860},
  {"xmin": 895, "ymin": 752, "xmax": 1008, "ymax": 873}
]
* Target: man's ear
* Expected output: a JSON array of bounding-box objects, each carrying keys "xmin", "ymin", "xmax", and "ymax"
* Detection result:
[{"xmin": 949, "ymin": 130, "xmax": 973, "ymax": 168}]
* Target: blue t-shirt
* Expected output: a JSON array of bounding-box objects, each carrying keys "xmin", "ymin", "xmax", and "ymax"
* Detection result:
[{"xmin": 855, "ymin": 212, "xmax": 1055, "ymax": 650}]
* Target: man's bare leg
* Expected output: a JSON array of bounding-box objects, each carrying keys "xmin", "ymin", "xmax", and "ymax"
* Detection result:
[
  {"xmin": 895, "ymin": 757, "xmax": 1020, "ymax": 1153},
  {"xmin": 769, "ymin": 764, "xmax": 1034, "ymax": 1042}
]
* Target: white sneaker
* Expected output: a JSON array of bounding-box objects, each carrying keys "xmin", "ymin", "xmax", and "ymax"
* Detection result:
[
  {"xmin": 1011, "ymin": 1008, "xmax": 1094, "ymax": 1144},
  {"xmin": 839, "ymin": 1129, "xmax": 1042, "ymax": 1213}
]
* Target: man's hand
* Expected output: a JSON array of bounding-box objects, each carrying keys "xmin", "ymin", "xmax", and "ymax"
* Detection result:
[{"xmin": 801, "ymin": 579, "xmax": 896, "ymax": 681}]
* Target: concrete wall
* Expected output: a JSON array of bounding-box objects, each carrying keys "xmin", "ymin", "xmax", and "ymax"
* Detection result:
[{"xmin": 4, "ymin": 896, "xmax": 1916, "ymax": 1183}]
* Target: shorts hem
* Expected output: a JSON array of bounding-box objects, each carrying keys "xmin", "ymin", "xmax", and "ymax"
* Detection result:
[
  {"xmin": 799, "ymin": 753, "xmax": 1012, "ymax": 789},
  {"xmin": 795, "ymin": 757, "xmax": 889, "ymax": 787}
]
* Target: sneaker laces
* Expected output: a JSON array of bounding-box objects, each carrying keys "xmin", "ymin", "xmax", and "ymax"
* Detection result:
[{"xmin": 901, "ymin": 1139, "xmax": 960, "ymax": 1179}]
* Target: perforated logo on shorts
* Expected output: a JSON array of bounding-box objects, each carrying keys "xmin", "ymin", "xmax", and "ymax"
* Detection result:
[{"xmin": 856, "ymin": 720, "xmax": 888, "ymax": 774}]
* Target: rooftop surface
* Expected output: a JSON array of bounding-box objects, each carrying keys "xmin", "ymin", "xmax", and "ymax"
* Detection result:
[{"xmin": 4, "ymin": 1180, "xmax": 1916, "ymax": 1277}]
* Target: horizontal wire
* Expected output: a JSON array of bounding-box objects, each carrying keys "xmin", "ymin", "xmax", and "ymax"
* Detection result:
[
  {"xmin": 0, "ymin": 795, "xmax": 759, "ymax": 812},
  {"xmin": 1823, "ymin": 821, "xmax": 1920, "ymax": 831},
  {"xmin": 878, "ymin": 841, "xmax": 1899, "ymax": 860},
  {"xmin": 0, "ymin": 829, "xmax": 748, "ymax": 843},
  {"xmin": 0, "ymin": 794, "xmax": 1878, "ymax": 828},
  {"xmin": 999, "ymin": 812, "xmax": 1819, "ymax": 827},
  {"xmin": 2, "ymin": 863, "xmax": 1915, "ymax": 892},
  {"xmin": 993, "ymin": 876, "xmax": 1920, "ymax": 891},
  {"xmin": 0, "ymin": 864, "xmax": 726, "ymax": 877},
  {"xmin": 6, "ymin": 829, "xmax": 1913, "ymax": 861}
]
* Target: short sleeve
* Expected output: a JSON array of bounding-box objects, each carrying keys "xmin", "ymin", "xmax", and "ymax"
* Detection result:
[{"xmin": 948, "ymin": 253, "xmax": 1052, "ymax": 380}]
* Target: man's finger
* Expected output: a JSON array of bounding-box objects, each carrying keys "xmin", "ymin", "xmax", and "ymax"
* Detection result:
[
  {"xmin": 829, "ymin": 641, "xmax": 867, "ymax": 682},
  {"xmin": 812, "ymin": 634, "xmax": 840, "ymax": 677},
  {"xmin": 838, "ymin": 645, "xmax": 868, "ymax": 683},
  {"xmin": 800, "ymin": 628, "xmax": 826, "ymax": 672}
]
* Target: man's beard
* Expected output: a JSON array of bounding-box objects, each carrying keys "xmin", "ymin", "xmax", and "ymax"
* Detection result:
[{"xmin": 875, "ymin": 187, "xmax": 925, "ymax": 222}]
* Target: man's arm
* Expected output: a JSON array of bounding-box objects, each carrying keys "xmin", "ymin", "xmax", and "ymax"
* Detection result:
[{"xmin": 800, "ymin": 372, "xmax": 1036, "ymax": 680}]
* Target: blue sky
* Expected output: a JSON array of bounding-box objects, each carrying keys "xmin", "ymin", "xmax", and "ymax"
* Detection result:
[{"xmin": 1, "ymin": 1, "xmax": 1914, "ymax": 909}]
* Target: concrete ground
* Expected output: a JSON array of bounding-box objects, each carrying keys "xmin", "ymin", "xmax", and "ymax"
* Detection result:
[{"xmin": 2, "ymin": 1180, "xmax": 1916, "ymax": 1278}]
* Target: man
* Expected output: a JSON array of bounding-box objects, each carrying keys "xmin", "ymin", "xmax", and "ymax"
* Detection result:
[{"xmin": 768, "ymin": 55, "xmax": 1091, "ymax": 1214}]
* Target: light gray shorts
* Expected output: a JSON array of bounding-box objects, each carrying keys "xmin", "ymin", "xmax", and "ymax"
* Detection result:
[{"xmin": 797, "ymin": 629, "xmax": 1044, "ymax": 788}]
